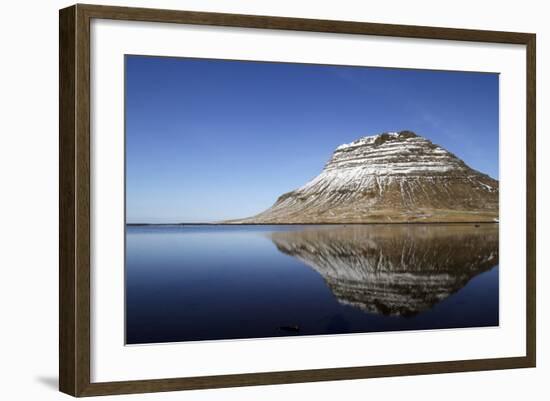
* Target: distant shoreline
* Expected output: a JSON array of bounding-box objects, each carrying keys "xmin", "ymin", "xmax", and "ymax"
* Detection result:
[{"xmin": 126, "ymin": 221, "xmax": 499, "ymax": 227}]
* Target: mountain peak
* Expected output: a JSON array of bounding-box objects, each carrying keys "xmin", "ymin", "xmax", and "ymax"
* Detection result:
[
  {"xmin": 324, "ymin": 131, "xmax": 468, "ymax": 177},
  {"xmin": 336, "ymin": 130, "xmax": 418, "ymax": 151}
]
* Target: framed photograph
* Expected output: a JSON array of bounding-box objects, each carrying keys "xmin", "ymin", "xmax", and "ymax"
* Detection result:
[{"xmin": 59, "ymin": 4, "xmax": 536, "ymax": 397}]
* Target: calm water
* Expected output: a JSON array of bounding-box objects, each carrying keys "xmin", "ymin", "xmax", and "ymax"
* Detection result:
[{"xmin": 126, "ymin": 224, "xmax": 499, "ymax": 344}]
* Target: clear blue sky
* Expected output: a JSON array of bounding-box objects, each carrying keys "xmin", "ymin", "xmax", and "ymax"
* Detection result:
[{"xmin": 126, "ymin": 55, "xmax": 499, "ymax": 223}]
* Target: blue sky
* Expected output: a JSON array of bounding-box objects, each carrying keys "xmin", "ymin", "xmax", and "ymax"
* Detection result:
[{"xmin": 126, "ymin": 55, "xmax": 499, "ymax": 223}]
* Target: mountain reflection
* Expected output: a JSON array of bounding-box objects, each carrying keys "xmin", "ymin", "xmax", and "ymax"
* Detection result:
[{"xmin": 271, "ymin": 224, "xmax": 498, "ymax": 317}]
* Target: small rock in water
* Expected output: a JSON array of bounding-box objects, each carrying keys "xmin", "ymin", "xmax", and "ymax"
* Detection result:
[{"xmin": 279, "ymin": 325, "xmax": 300, "ymax": 333}]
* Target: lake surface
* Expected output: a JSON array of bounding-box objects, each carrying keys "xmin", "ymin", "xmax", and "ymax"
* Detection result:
[{"xmin": 126, "ymin": 224, "xmax": 499, "ymax": 344}]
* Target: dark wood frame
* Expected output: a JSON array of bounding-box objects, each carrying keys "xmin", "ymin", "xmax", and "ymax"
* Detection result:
[{"xmin": 59, "ymin": 3, "xmax": 536, "ymax": 397}]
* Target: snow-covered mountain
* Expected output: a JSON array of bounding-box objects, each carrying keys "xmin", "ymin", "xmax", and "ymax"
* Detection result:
[
  {"xmin": 229, "ymin": 131, "xmax": 498, "ymax": 223},
  {"xmin": 271, "ymin": 224, "xmax": 499, "ymax": 316}
]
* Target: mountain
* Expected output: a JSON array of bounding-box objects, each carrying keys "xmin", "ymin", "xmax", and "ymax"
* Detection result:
[
  {"xmin": 227, "ymin": 131, "xmax": 498, "ymax": 223},
  {"xmin": 270, "ymin": 224, "xmax": 499, "ymax": 316}
]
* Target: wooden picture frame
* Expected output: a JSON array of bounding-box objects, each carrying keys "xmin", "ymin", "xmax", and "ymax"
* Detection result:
[{"xmin": 59, "ymin": 3, "xmax": 536, "ymax": 397}]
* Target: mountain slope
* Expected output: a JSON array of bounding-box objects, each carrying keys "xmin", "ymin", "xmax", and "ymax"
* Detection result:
[{"xmin": 228, "ymin": 131, "xmax": 498, "ymax": 223}]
